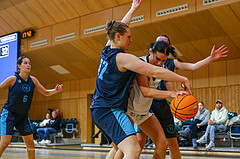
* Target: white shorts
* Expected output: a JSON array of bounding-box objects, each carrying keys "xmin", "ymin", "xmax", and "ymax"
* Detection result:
[{"xmin": 126, "ymin": 109, "xmax": 153, "ymax": 125}]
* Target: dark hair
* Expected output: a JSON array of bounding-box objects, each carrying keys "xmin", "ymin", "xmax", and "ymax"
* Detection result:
[
  {"xmin": 198, "ymin": 101, "xmax": 204, "ymax": 106},
  {"xmin": 157, "ymin": 35, "xmax": 182, "ymax": 62},
  {"xmin": 152, "ymin": 40, "xmax": 170, "ymax": 55},
  {"xmin": 15, "ymin": 56, "xmax": 29, "ymax": 74},
  {"xmin": 48, "ymin": 108, "xmax": 53, "ymax": 114},
  {"xmin": 106, "ymin": 21, "xmax": 129, "ymax": 41}
]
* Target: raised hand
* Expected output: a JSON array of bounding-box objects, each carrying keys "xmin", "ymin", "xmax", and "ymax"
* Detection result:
[
  {"xmin": 210, "ymin": 45, "xmax": 228, "ymax": 61},
  {"xmin": 131, "ymin": 0, "xmax": 142, "ymax": 11},
  {"xmin": 55, "ymin": 84, "xmax": 63, "ymax": 93}
]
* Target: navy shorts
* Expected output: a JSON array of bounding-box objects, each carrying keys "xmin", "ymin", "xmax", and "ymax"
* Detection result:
[
  {"xmin": 0, "ymin": 108, "xmax": 33, "ymax": 136},
  {"xmin": 151, "ymin": 99, "xmax": 176, "ymax": 138},
  {"xmin": 91, "ymin": 108, "xmax": 136, "ymax": 146}
]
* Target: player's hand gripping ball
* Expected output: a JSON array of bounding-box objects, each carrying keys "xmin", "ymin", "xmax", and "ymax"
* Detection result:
[{"xmin": 171, "ymin": 94, "xmax": 198, "ymax": 121}]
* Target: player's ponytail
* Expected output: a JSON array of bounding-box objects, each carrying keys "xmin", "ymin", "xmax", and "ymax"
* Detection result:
[
  {"xmin": 157, "ymin": 35, "xmax": 182, "ymax": 62},
  {"xmin": 106, "ymin": 21, "xmax": 129, "ymax": 41},
  {"xmin": 15, "ymin": 56, "xmax": 28, "ymax": 74}
]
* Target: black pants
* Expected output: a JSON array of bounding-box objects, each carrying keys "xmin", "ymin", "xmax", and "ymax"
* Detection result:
[{"xmin": 188, "ymin": 119, "xmax": 207, "ymax": 138}]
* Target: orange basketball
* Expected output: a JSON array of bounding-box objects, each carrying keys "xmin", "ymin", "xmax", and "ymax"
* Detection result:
[{"xmin": 171, "ymin": 94, "xmax": 198, "ymax": 121}]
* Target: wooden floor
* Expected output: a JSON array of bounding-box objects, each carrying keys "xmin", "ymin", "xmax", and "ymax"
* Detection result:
[{"xmin": 2, "ymin": 146, "xmax": 240, "ymax": 159}]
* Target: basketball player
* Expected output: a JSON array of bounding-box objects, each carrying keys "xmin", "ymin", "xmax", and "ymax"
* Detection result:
[
  {"xmin": 126, "ymin": 40, "xmax": 189, "ymax": 158},
  {"xmin": 0, "ymin": 56, "xmax": 63, "ymax": 159},
  {"xmin": 149, "ymin": 35, "xmax": 228, "ymax": 158},
  {"xmin": 90, "ymin": 2, "xmax": 192, "ymax": 159}
]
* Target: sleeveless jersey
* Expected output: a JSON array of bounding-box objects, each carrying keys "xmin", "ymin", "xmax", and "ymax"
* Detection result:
[
  {"xmin": 90, "ymin": 45, "xmax": 136, "ymax": 110},
  {"xmin": 158, "ymin": 58, "xmax": 175, "ymax": 91},
  {"xmin": 3, "ymin": 74, "xmax": 35, "ymax": 116},
  {"xmin": 128, "ymin": 55, "xmax": 162, "ymax": 114}
]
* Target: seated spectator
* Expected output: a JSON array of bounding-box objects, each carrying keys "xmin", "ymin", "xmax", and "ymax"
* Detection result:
[
  {"xmin": 37, "ymin": 111, "xmax": 60, "ymax": 144},
  {"xmin": 197, "ymin": 100, "xmax": 228, "ymax": 150},
  {"xmin": 33, "ymin": 113, "xmax": 51, "ymax": 144},
  {"xmin": 43, "ymin": 108, "xmax": 53, "ymax": 120},
  {"xmin": 40, "ymin": 113, "xmax": 51, "ymax": 127},
  {"xmin": 56, "ymin": 108, "xmax": 61, "ymax": 120},
  {"xmin": 174, "ymin": 116, "xmax": 182, "ymax": 132},
  {"xmin": 179, "ymin": 101, "xmax": 210, "ymax": 149}
]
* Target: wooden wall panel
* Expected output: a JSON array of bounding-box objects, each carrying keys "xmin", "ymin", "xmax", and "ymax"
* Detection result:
[
  {"xmin": 80, "ymin": 9, "xmax": 112, "ymax": 38},
  {"xmin": 151, "ymin": 0, "xmax": 195, "ymax": 22},
  {"xmin": 193, "ymin": 66, "xmax": 209, "ymax": 88},
  {"xmin": 20, "ymin": 39, "xmax": 28, "ymax": 53},
  {"xmin": 227, "ymin": 59, "xmax": 240, "ymax": 85},
  {"xmin": 175, "ymin": 70, "xmax": 193, "ymax": 90},
  {"xmin": 197, "ymin": 0, "xmax": 240, "ymax": 11},
  {"xmin": 70, "ymin": 80, "xmax": 80, "ymax": 99},
  {"xmin": 52, "ymin": 18, "xmax": 80, "ymax": 45},
  {"xmin": 193, "ymin": 85, "xmax": 240, "ymax": 114},
  {"xmin": 79, "ymin": 97, "xmax": 87, "ymax": 142},
  {"xmin": 113, "ymin": 0, "xmax": 150, "ymax": 27},
  {"xmin": 27, "ymin": 26, "xmax": 51, "ymax": 51},
  {"xmin": 209, "ymin": 61, "xmax": 227, "ymax": 87},
  {"xmin": 80, "ymin": 79, "xmax": 90, "ymax": 98}
]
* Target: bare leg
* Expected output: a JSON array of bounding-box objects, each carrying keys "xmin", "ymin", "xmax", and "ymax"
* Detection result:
[
  {"xmin": 139, "ymin": 115, "xmax": 168, "ymax": 159},
  {"xmin": 106, "ymin": 143, "xmax": 118, "ymax": 159},
  {"xmin": 136, "ymin": 131, "xmax": 147, "ymax": 150},
  {"xmin": 167, "ymin": 138, "xmax": 181, "ymax": 159},
  {"xmin": 0, "ymin": 135, "xmax": 12, "ymax": 157},
  {"xmin": 117, "ymin": 135, "xmax": 141, "ymax": 159},
  {"xmin": 22, "ymin": 134, "xmax": 35, "ymax": 159}
]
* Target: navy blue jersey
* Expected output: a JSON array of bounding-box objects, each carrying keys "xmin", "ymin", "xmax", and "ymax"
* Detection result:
[
  {"xmin": 3, "ymin": 74, "xmax": 35, "ymax": 116},
  {"xmin": 90, "ymin": 45, "xmax": 136, "ymax": 110},
  {"xmin": 158, "ymin": 58, "xmax": 175, "ymax": 91}
]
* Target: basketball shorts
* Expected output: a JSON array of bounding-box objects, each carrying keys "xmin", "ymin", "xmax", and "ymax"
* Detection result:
[
  {"xmin": 0, "ymin": 108, "xmax": 33, "ymax": 136},
  {"xmin": 91, "ymin": 107, "xmax": 136, "ymax": 146},
  {"xmin": 151, "ymin": 99, "xmax": 176, "ymax": 138},
  {"xmin": 126, "ymin": 109, "xmax": 153, "ymax": 125}
]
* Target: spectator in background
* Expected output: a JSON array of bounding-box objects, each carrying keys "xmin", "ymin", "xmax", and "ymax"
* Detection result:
[
  {"xmin": 56, "ymin": 108, "xmax": 61, "ymax": 120},
  {"xmin": 33, "ymin": 113, "xmax": 51, "ymax": 144},
  {"xmin": 197, "ymin": 100, "xmax": 228, "ymax": 150},
  {"xmin": 43, "ymin": 108, "xmax": 53, "ymax": 120},
  {"xmin": 37, "ymin": 111, "xmax": 60, "ymax": 144},
  {"xmin": 179, "ymin": 101, "xmax": 210, "ymax": 149},
  {"xmin": 173, "ymin": 116, "xmax": 182, "ymax": 132}
]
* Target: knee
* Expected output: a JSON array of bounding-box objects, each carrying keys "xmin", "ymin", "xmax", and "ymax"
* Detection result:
[
  {"xmin": 125, "ymin": 144, "xmax": 141, "ymax": 158},
  {"xmin": 0, "ymin": 140, "xmax": 11, "ymax": 148},
  {"xmin": 155, "ymin": 138, "xmax": 168, "ymax": 150},
  {"xmin": 210, "ymin": 126, "xmax": 216, "ymax": 131}
]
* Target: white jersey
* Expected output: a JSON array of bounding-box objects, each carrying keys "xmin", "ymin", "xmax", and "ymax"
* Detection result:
[{"xmin": 127, "ymin": 55, "xmax": 163, "ymax": 116}]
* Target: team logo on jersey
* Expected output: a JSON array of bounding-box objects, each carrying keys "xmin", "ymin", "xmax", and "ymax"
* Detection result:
[
  {"xmin": 18, "ymin": 79, "xmax": 21, "ymax": 83},
  {"xmin": 167, "ymin": 124, "xmax": 175, "ymax": 134},
  {"xmin": 24, "ymin": 125, "xmax": 32, "ymax": 132},
  {"xmin": 22, "ymin": 84, "xmax": 31, "ymax": 92}
]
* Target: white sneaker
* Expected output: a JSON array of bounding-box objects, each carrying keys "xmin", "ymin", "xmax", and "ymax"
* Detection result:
[
  {"xmin": 206, "ymin": 141, "xmax": 214, "ymax": 150},
  {"xmin": 39, "ymin": 140, "xmax": 46, "ymax": 144},
  {"xmin": 34, "ymin": 140, "xmax": 38, "ymax": 145},
  {"xmin": 197, "ymin": 134, "xmax": 207, "ymax": 144},
  {"xmin": 45, "ymin": 140, "xmax": 51, "ymax": 144}
]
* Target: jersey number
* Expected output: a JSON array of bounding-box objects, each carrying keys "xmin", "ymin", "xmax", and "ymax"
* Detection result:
[
  {"xmin": 23, "ymin": 95, "xmax": 28, "ymax": 102},
  {"xmin": 98, "ymin": 59, "xmax": 108, "ymax": 80}
]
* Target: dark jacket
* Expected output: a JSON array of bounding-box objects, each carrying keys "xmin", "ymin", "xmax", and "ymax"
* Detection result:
[{"xmin": 46, "ymin": 117, "xmax": 60, "ymax": 131}]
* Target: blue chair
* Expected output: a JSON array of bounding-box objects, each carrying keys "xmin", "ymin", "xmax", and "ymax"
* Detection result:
[{"xmin": 228, "ymin": 112, "xmax": 237, "ymax": 119}]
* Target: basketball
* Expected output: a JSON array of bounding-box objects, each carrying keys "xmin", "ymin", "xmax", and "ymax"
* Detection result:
[{"xmin": 171, "ymin": 94, "xmax": 198, "ymax": 121}]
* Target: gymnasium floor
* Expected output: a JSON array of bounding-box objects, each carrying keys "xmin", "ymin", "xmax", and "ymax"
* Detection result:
[{"xmin": 2, "ymin": 145, "xmax": 240, "ymax": 159}]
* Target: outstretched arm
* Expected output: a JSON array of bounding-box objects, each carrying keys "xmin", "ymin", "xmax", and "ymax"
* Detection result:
[
  {"xmin": 116, "ymin": 53, "xmax": 192, "ymax": 94},
  {"xmin": 0, "ymin": 76, "xmax": 16, "ymax": 90},
  {"xmin": 137, "ymin": 74, "xmax": 189, "ymax": 99},
  {"xmin": 121, "ymin": 0, "xmax": 142, "ymax": 25},
  {"xmin": 32, "ymin": 76, "xmax": 63, "ymax": 96},
  {"xmin": 106, "ymin": 0, "xmax": 142, "ymax": 46},
  {"xmin": 174, "ymin": 45, "xmax": 228, "ymax": 71}
]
